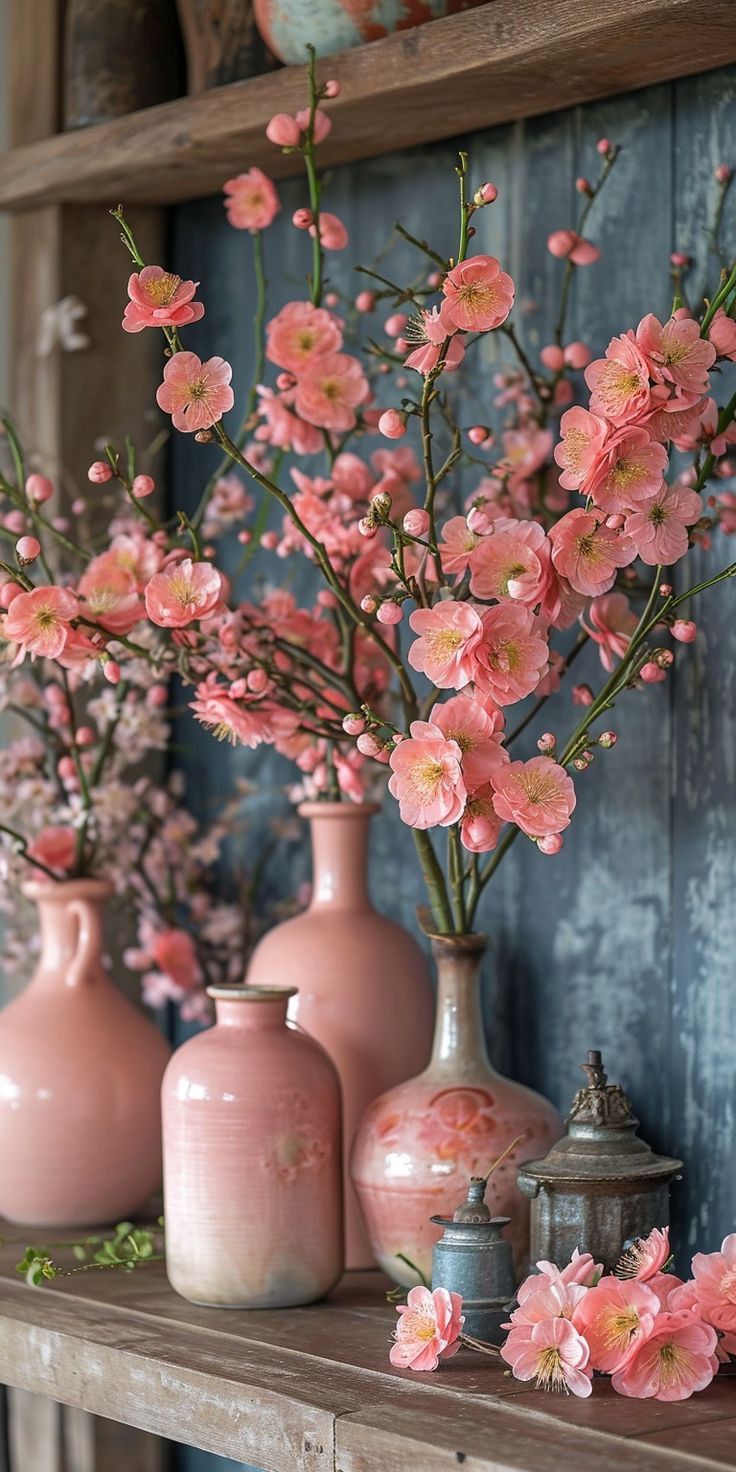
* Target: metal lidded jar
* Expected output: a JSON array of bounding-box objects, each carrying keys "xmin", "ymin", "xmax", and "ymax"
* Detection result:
[
  {"xmin": 431, "ymin": 1176, "xmax": 516, "ymax": 1340},
  {"xmin": 517, "ymin": 1051, "xmax": 682, "ymax": 1272}
]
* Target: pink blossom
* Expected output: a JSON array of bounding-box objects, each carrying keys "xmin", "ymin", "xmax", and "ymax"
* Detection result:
[
  {"xmin": 460, "ymin": 784, "xmax": 503, "ymax": 852},
  {"xmin": 500, "ymin": 427, "xmax": 553, "ymax": 489},
  {"xmin": 432, "ymin": 692, "xmax": 507, "ymax": 790},
  {"xmin": 510, "ymin": 1276, "xmax": 588, "ymax": 1327},
  {"xmin": 672, "ymin": 619, "xmax": 696, "ymax": 643},
  {"xmin": 440, "ymin": 254, "xmax": 515, "ymax": 333},
  {"xmin": 295, "ymin": 106, "xmax": 332, "ymax": 142},
  {"xmin": 549, "ymin": 508, "xmax": 633, "ymax": 597},
  {"xmin": 585, "ymin": 427, "xmax": 669, "ymax": 512},
  {"xmin": 151, "ymin": 928, "xmax": 200, "ymax": 991},
  {"xmin": 438, "ymin": 516, "xmax": 480, "ymax": 576},
  {"xmin": 611, "ymin": 1310, "xmax": 718, "ymax": 1401},
  {"xmin": 474, "ymin": 605, "xmax": 549, "ymax": 705},
  {"xmin": 554, "ymin": 407, "xmax": 610, "ymax": 491},
  {"xmin": 78, "ymin": 553, "xmax": 144, "ymax": 635},
  {"xmin": 26, "ymin": 825, "xmax": 77, "ymax": 876},
  {"xmin": 531, "ymin": 1249, "xmax": 602, "ymax": 1289},
  {"xmin": 625, "ymin": 483, "xmax": 702, "ymax": 565},
  {"xmin": 585, "ymin": 332, "xmax": 653, "ymax": 425},
  {"xmin": 266, "ymin": 301, "xmax": 343, "ymax": 374},
  {"xmin": 387, "ymin": 720, "xmax": 466, "ymax": 830},
  {"xmin": 122, "ymin": 266, "xmax": 205, "ymax": 333},
  {"xmin": 547, "ymin": 229, "xmax": 600, "ymax": 266},
  {"xmin": 378, "ymin": 409, "xmax": 407, "ymax": 439},
  {"xmin": 389, "ymin": 1285, "xmax": 464, "ymax": 1371},
  {"xmin": 407, "ymin": 601, "xmax": 484, "ymax": 690},
  {"xmin": 469, "ymin": 520, "xmax": 552, "ymax": 606},
  {"xmin": 403, "ymin": 508, "xmax": 430, "ymax": 537},
  {"xmin": 256, "ymin": 385, "xmax": 324, "ymax": 455},
  {"xmin": 4, "ymin": 585, "xmax": 79, "ymax": 660},
  {"xmin": 224, "ymin": 169, "xmax": 280, "ymax": 232},
  {"xmin": 156, "ymin": 352, "xmax": 234, "ymax": 433},
  {"xmin": 88, "ymin": 461, "xmax": 113, "ymax": 484},
  {"xmin": 616, "ymin": 1226, "xmax": 672, "ymax": 1282},
  {"xmin": 266, "ymin": 112, "xmax": 301, "ymax": 147},
  {"xmin": 637, "ymin": 313, "xmax": 716, "ymax": 394},
  {"xmin": 404, "ymin": 306, "xmax": 466, "ymax": 375},
  {"xmin": 309, "ymin": 211, "xmax": 348, "ymax": 250},
  {"xmin": 16, "ymin": 536, "xmax": 40, "ymax": 562},
  {"xmin": 572, "ymin": 1277, "xmax": 660, "ymax": 1373},
  {"xmin": 501, "ymin": 1317, "xmax": 592, "ymax": 1396},
  {"xmin": 690, "ymin": 1233, "xmax": 736, "ymax": 1334},
  {"xmin": 491, "ymin": 756, "xmax": 576, "ymax": 839},
  {"xmin": 294, "ymin": 352, "xmax": 369, "ymax": 432},
  {"xmin": 145, "ymin": 558, "xmax": 222, "ymax": 628},
  {"xmin": 708, "ymin": 308, "xmax": 736, "ymax": 360},
  {"xmin": 25, "ymin": 473, "xmax": 53, "ymax": 503},
  {"xmin": 581, "ymin": 592, "xmax": 638, "ymax": 671}
]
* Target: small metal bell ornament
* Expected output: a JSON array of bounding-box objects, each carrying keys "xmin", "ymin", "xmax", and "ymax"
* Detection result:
[
  {"xmin": 431, "ymin": 1175, "xmax": 516, "ymax": 1340},
  {"xmin": 517, "ymin": 1050, "xmax": 682, "ymax": 1272}
]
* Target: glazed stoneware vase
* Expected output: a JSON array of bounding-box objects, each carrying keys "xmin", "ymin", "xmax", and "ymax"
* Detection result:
[
  {"xmin": 350, "ymin": 933, "xmax": 563, "ymax": 1285},
  {"xmin": 247, "ymin": 801, "xmax": 433, "ymax": 1269},
  {"xmin": 254, "ymin": 0, "xmax": 487, "ymax": 63},
  {"xmin": 0, "ymin": 880, "xmax": 170, "ymax": 1228},
  {"xmin": 162, "ymin": 986, "xmax": 343, "ymax": 1307}
]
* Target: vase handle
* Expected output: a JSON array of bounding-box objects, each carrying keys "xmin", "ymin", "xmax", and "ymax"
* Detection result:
[{"xmin": 67, "ymin": 899, "xmax": 102, "ymax": 989}]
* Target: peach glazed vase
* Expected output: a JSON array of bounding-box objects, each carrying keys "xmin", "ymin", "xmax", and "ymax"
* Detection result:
[
  {"xmin": 0, "ymin": 879, "xmax": 171, "ymax": 1227},
  {"xmin": 246, "ymin": 801, "xmax": 433, "ymax": 1269},
  {"xmin": 350, "ymin": 932, "xmax": 563, "ymax": 1285},
  {"xmin": 162, "ymin": 985, "xmax": 343, "ymax": 1307}
]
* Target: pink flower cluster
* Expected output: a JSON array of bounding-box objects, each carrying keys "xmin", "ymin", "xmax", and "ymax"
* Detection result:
[{"xmin": 502, "ymin": 1227, "xmax": 735, "ymax": 1401}]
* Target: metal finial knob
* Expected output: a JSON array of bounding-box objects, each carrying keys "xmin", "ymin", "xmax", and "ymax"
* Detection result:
[{"xmin": 452, "ymin": 1176, "xmax": 492, "ymax": 1224}]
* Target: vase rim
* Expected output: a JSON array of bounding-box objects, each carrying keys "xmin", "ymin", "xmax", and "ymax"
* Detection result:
[
  {"xmin": 21, "ymin": 877, "xmax": 113, "ymax": 902},
  {"xmin": 298, "ymin": 801, "xmax": 380, "ymax": 820},
  {"xmin": 428, "ymin": 930, "xmax": 488, "ymax": 954},
  {"xmin": 206, "ymin": 985, "xmax": 298, "ymax": 1002}
]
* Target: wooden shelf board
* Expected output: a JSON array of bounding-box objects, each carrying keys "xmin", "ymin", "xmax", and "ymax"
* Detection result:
[
  {"xmin": 0, "ymin": 0, "xmax": 735, "ymax": 212},
  {"xmin": 0, "ymin": 1240, "xmax": 734, "ymax": 1471}
]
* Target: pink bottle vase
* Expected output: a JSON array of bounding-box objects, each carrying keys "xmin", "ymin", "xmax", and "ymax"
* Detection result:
[
  {"xmin": 0, "ymin": 880, "xmax": 171, "ymax": 1228},
  {"xmin": 247, "ymin": 802, "xmax": 433, "ymax": 1269},
  {"xmin": 351, "ymin": 933, "xmax": 563, "ymax": 1285},
  {"xmin": 162, "ymin": 986, "xmax": 343, "ymax": 1307}
]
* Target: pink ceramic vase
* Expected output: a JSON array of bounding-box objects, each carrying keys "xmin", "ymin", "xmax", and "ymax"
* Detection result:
[
  {"xmin": 246, "ymin": 801, "xmax": 433, "ymax": 1269},
  {"xmin": 162, "ymin": 986, "xmax": 343, "ymax": 1307},
  {"xmin": 350, "ymin": 933, "xmax": 563, "ymax": 1285},
  {"xmin": 0, "ymin": 880, "xmax": 170, "ymax": 1228}
]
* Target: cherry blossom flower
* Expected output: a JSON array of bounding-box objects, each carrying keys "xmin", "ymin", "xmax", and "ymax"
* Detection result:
[
  {"xmin": 156, "ymin": 352, "xmax": 234, "ymax": 433},
  {"xmin": 549, "ymin": 508, "xmax": 633, "ymax": 597},
  {"xmin": 469, "ymin": 520, "xmax": 552, "ymax": 606},
  {"xmin": 501, "ymin": 1317, "xmax": 593, "ymax": 1396},
  {"xmin": 500, "ymin": 427, "xmax": 554, "ymax": 489},
  {"xmin": 616, "ymin": 1226, "xmax": 672, "ymax": 1282},
  {"xmin": 404, "ymin": 306, "xmax": 466, "ymax": 375},
  {"xmin": 637, "ymin": 313, "xmax": 716, "ymax": 394},
  {"xmin": 122, "ymin": 267, "xmax": 205, "ymax": 333},
  {"xmin": 625, "ymin": 483, "xmax": 702, "ymax": 565},
  {"xmin": 407, "ymin": 602, "xmax": 484, "ymax": 690},
  {"xmin": 438, "ymin": 516, "xmax": 480, "ymax": 576},
  {"xmin": 389, "ymin": 1285, "xmax": 464, "ymax": 1371},
  {"xmin": 689, "ymin": 1233, "xmax": 736, "ymax": 1334},
  {"xmin": 440, "ymin": 255, "xmax": 515, "ymax": 333},
  {"xmin": 585, "ymin": 332, "xmax": 653, "ymax": 425},
  {"xmin": 150, "ymin": 928, "xmax": 201, "ymax": 991},
  {"xmin": 387, "ymin": 720, "xmax": 466, "ymax": 829},
  {"xmin": 265, "ymin": 301, "xmax": 343, "ymax": 373},
  {"xmin": 145, "ymin": 559, "xmax": 222, "ymax": 628},
  {"xmin": 572, "ymin": 1277, "xmax": 660, "ymax": 1373},
  {"xmin": 4, "ymin": 585, "xmax": 79, "ymax": 660},
  {"xmin": 547, "ymin": 229, "xmax": 601, "ymax": 266},
  {"xmin": 223, "ymin": 169, "xmax": 280, "ymax": 232},
  {"xmin": 256, "ymin": 385, "xmax": 325, "ymax": 455},
  {"xmin": 585, "ymin": 428, "xmax": 669, "ymax": 512},
  {"xmin": 78, "ymin": 554, "xmax": 144, "ymax": 636},
  {"xmin": 707, "ymin": 308, "xmax": 736, "ymax": 360},
  {"xmin": 581, "ymin": 592, "xmax": 638, "ymax": 671},
  {"xmin": 491, "ymin": 756, "xmax": 576, "ymax": 839},
  {"xmin": 432, "ymin": 692, "xmax": 507, "ymax": 789},
  {"xmin": 611, "ymin": 1310, "xmax": 718, "ymax": 1401},
  {"xmin": 460, "ymin": 785, "xmax": 503, "ymax": 852},
  {"xmin": 294, "ymin": 352, "xmax": 369, "ymax": 432},
  {"xmin": 473, "ymin": 605, "xmax": 550, "ymax": 705},
  {"xmin": 27, "ymin": 825, "xmax": 77, "ymax": 875},
  {"xmin": 309, "ymin": 211, "xmax": 349, "ymax": 250},
  {"xmin": 509, "ymin": 1277, "xmax": 588, "ymax": 1326},
  {"xmin": 531, "ymin": 1249, "xmax": 602, "ymax": 1289}
]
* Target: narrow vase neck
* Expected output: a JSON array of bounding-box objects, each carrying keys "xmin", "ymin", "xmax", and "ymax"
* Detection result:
[
  {"xmin": 301, "ymin": 803, "xmax": 376, "ymax": 911},
  {"xmin": 429, "ymin": 937, "xmax": 491, "ymax": 1073},
  {"xmin": 212, "ymin": 992, "xmax": 290, "ymax": 1030}
]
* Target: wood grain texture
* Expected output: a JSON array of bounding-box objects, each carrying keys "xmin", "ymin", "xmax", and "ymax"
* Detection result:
[
  {"xmin": 0, "ymin": 1, "xmax": 735, "ymax": 209},
  {"xmin": 0, "ymin": 1256, "xmax": 733, "ymax": 1471}
]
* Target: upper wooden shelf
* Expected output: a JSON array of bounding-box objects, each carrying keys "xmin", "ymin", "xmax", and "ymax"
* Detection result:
[
  {"xmin": 0, "ymin": 0, "xmax": 734, "ymax": 212},
  {"xmin": 0, "ymin": 1237, "xmax": 734, "ymax": 1470}
]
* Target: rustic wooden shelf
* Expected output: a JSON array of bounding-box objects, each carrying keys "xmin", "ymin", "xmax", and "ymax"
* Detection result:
[
  {"xmin": 0, "ymin": 1237, "xmax": 734, "ymax": 1471},
  {"xmin": 0, "ymin": 0, "xmax": 734, "ymax": 212}
]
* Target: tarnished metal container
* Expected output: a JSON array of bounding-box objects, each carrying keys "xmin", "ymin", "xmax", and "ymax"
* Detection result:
[
  {"xmin": 517, "ymin": 1050, "xmax": 682, "ymax": 1272},
  {"xmin": 431, "ymin": 1177, "xmax": 516, "ymax": 1340}
]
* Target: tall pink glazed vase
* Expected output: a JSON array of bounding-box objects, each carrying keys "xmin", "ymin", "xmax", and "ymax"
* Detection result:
[
  {"xmin": 162, "ymin": 986, "xmax": 343, "ymax": 1307},
  {"xmin": 0, "ymin": 880, "xmax": 170, "ymax": 1227},
  {"xmin": 351, "ymin": 933, "xmax": 563, "ymax": 1284},
  {"xmin": 247, "ymin": 802, "xmax": 433, "ymax": 1268}
]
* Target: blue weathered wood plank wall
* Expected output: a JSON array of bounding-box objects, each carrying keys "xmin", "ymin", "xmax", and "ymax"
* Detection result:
[{"xmin": 166, "ymin": 64, "xmax": 736, "ymax": 1472}]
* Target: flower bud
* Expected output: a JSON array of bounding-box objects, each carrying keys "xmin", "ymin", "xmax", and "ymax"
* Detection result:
[
  {"xmin": 355, "ymin": 290, "xmax": 376, "ymax": 313},
  {"xmin": 260, "ymin": 530, "xmax": 279, "ymax": 550},
  {"xmin": 356, "ymin": 731, "xmax": 383, "ymax": 758},
  {"xmin": 537, "ymin": 833, "xmax": 563, "ymax": 855},
  {"xmin": 596, "ymin": 137, "xmax": 613, "ymax": 155},
  {"xmin": 468, "ymin": 424, "xmax": 492, "ymax": 445},
  {"xmin": 659, "ymin": 582, "xmax": 673, "ymax": 597},
  {"xmin": 71, "ymin": 498, "xmax": 86, "ymax": 515},
  {"xmin": 715, "ymin": 164, "xmax": 733, "ymax": 184},
  {"xmin": 323, "ymin": 79, "xmax": 341, "ymax": 98},
  {"xmin": 266, "ymin": 113, "xmax": 301, "ymax": 147},
  {"xmin": 316, "ymin": 589, "xmax": 338, "ymax": 608},
  {"xmin": 358, "ymin": 517, "xmax": 377, "ymax": 539},
  {"xmin": 402, "ymin": 508, "xmax": 430, "ymax": 537},
  {"xmin": 671, "ymin": 618, "xmax": 696, "ymax": 643},
  {"xmin": 342, "ymin": 713, "xmax": 366, "ymax": 736},
  {"xmin": 466, "ymin": 507, "xmax": 493, "ymax": 535},
  {"xmin": 540, "ymin": 344, "xmax": 565, "ymax": 372},
  {"xmin": 563, "ymin": 340, "xmax": 591, "ymax": 369},
  {"xmin": 640, "ymin": 661, "xmax": 666, "ymax": 684},
  {"xmin": 246, "ymin": 668, "xmax": 269, "ymax": 694},
  {"xmin": 194, "ymin": 430, "xmax": 213, "ymax": 443},
  {"xmin": 103, "ymin": 659, "xmax": 122, "ymax": 685},
  {"xmin": 360, "ymin": 593, "xmax": 378, "ymax": 613},
  {"xmin": 378, "ymin": 409, "xmax": 407, "ymax": 440},
  {"xmin": 88, "ymin": 460, "xmax": 112, "ymax": 484},
  {"xmin": 25, "ymin": 473, "xmax": 53, "ymax": 503},
  {"xmin": 598, "ymin": 731, "xmax": 617, "ymax": 748},
  {"xmin": 377, "ymin": 599, "xmax": 403, "ymax": 625},
  {"xmin": 474, "ymin": 182, "xmax": 497, "ymax": 205},
  {"xmin": 132, "ymin": 474, "xmax": 155, "ymax": 498},
  {"xmin": 75, "ymin": 726, "xmax": 96, "ymax": 747},
  {"xmin": 575, "ymin": 176, "xmax": 592, "ymax": 195},
  {"xmin": 292, "ymin": 208, "xmax": 313, "ymax": 230},
  {"xmin": 370, "ymin": 490, "xmax": 392, "ymax": 519},
  {"xmin": 572, "ymin": 683, "xmax": 594, "ymax": 707},
  {"xmin": 237, "ymin": 530, "xmax": 252, "ymax": 545},
  {"xmin": 537, "ymin": 732, "xmax": 556, "ymax": 755},
  {"xmin": 670, "ymin": 251, "xmax": 691, "ymax": 269},
  {"xmin": 384, "ymin": 312, "xmax": 408, "ymax": 338},
  {"xmin": 16, "ymin": 535, "xmax": 41, "ymax": 563}
]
